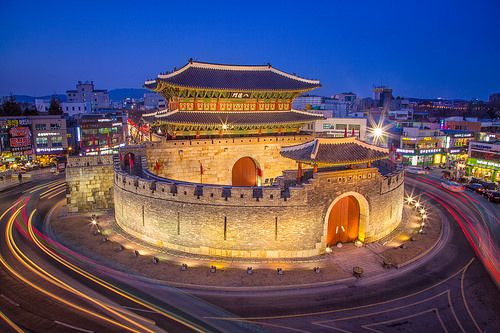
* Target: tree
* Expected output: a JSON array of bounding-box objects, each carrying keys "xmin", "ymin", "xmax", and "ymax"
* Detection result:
[
  {"xmin": 0, "ymin": 95, "xmax": 22, "ymax": 116},
  {"xmin": 48, "ymin": 96, "xmax": 62, "ymax": 115}
]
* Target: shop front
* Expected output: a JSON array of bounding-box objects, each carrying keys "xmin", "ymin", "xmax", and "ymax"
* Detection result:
[
  {"xmin": 466, "ymin": 158, "xmax": 500, "ymax": 183},
  {"xmin": 396, "ymin": 148, "xmax": 445, "ymax": 166}
]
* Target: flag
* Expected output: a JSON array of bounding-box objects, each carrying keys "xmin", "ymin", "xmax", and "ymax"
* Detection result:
[
  {"xmin": 129, "ymin": 154, "xmax": 134, "ymax": 169},
  {"xmin": 257, "ymin": 168, "xmax": 262, "ymax": 177},
  {"xmin": 92, "ymin": 136, "xmax": 96, "ymax": 147},
  {"xmin": 106, "ymin": 134, "xmax": 111, "ymax": 146},
  {"xmin": 199, "ymin": 162, "xmax": 204, "ymax": 175},
  {"xmin": 154, "ymin": 160, "xmax": 160, "ymax": 174},
  {"xmin": 119, "ymin": 152, "xmax": 123, "ymax": 161}
]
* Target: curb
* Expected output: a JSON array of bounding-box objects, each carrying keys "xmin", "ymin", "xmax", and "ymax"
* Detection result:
[
  {"xmin": 44, "ymin": 201, "xmax": 448, "ymax": 294},
  {"xmin": 395, "ymin": 210, "xmax": 446, "ymax": 269}
]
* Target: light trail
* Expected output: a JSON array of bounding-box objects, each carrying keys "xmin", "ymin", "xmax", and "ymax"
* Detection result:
[
  {"xmin": 2, "ymin": 202, "xmax": 151, "ymax": 333},
  {"xmin": 0, "ymin": 310, "xmax": 24, "ymax": 333},
  {"xmin": 27, "ymin": 202, "xmax": 209, "ymax": 333}
]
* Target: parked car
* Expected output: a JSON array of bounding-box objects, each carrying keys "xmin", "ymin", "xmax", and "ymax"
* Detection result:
[
  {"xmin": 405, "ymin": 167, "xmax": 429, "ymax": 175},
  {"xmin": 441, "ymin": 180, "xmax": 465, "ymax": 192},
  {"xmin": 465, "ymin": 183, "xmax": 483, "ymax": 192},
  {"xmin": 485, "ymin": 191, "xmax": 500, "ymax": 203}
]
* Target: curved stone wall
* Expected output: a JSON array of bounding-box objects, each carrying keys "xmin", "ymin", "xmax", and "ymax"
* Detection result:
[
  {"xmin": 114, "ymin": 154, "xmax": 404, "ymax": 258},
  {"xmin": 144, "ymin": 135, "xmax": 313, "ymax": 185}
]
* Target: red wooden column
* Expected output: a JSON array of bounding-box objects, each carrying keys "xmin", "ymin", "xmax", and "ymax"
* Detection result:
[{"xmin": 296, "ymin": 162, "xmax": 303, "ymax": 183}]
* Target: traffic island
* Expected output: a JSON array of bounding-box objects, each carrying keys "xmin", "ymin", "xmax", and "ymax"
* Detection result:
[{"xmin": 48, "ymin": 201, "xmax": 442, "ymax": 289}]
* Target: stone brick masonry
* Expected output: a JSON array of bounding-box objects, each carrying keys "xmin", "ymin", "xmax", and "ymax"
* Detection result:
[
  {"xmin": 67, "ymin": 136, "xmax": 404, "ymax": 259},
  {"xmin": 66, "ymin": 155, "xmax": 114, "ymax": 213}
]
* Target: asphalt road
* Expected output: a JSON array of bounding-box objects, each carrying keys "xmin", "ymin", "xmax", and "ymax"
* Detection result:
[
  {"xmin": 1, "ymin": 175, "xmax": 257, "ymax": 333},
  {"xmin": 196, "ymin": 173, "xmax": 500, "ymax": 332},
  {"xmin": 1, "ymin": 174, "xmax": 499, "ymax": 332}
]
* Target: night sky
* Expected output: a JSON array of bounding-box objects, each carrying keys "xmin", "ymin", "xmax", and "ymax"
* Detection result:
[{"xmin": 1, "ymin": 0, "xmax": 499, "ymax": 99}]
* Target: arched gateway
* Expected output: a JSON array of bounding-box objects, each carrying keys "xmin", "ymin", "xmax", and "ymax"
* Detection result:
[
  {"xmin": 232, "ymin": 157, "xmax": 258, "ymax": 186},
  {"xmin": 327, "ymin": 195, "xmax": 360, "ymax": 245}
]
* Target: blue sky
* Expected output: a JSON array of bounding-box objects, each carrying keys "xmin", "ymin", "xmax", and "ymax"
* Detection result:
[{"xmin": 0, "ymin": 0, "xmax": 499, "ymax": 99}]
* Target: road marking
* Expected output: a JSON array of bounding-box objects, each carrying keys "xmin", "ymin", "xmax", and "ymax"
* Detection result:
[
  {"xmin": 359, "ymin": 308, "xmax": 443, "ymax": 333},
  {"xmin": 46, "ymin": 188, "xmax": 66, "ymax": 200},
  {"xmin": 312, "ymin": 290, "xmax": 448, "ymax": 324},
  {"xmin": 447, "ymin": 288, "xmax": 465, "ymax": 333},
  {"xmin": 54, "ymin": 320, "xmax": 95, "ymax": 333},
  {"xmin": 205, "ymin": 259, "xmax": 474, "ymax": 321},
  {"xmin": 0, "ymin": 294, "xmax": 20, "ymax": 307},
  {"xmin": 0, "ymin": 310, "xmax": 24, "ymax": 333},
  {"xmin": 460, "ymin": 259, "xmax": 482, "ymax": 333},
  {"xmin": 434, "ymin": 309, "xmax": 449, "ymax": 333}
]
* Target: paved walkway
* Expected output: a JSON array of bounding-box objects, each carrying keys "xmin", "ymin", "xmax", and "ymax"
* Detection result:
[{"xmin": 48, "ymin": 201, "xmax": 445, "ymax": 289}]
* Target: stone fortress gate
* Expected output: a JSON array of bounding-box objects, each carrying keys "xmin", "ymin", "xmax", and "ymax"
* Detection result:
[{"xmin": 68, "ymin": 60, "xmax": 404, "ymax": 259}]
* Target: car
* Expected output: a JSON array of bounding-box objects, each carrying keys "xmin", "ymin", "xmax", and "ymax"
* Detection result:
[
  {"xmin": 405, "ymin": 167, "xmax": 429, "ymax": 175},
  {"xmin": 485, "ymin": 191, "xmax": 500, "ymax": 203},
  {"xmin": 50, "ymin": 167, "xmax": 57, "ymax": 173},
  {"xmin": 465, "ymin": 183, "xmax": 483, "ymax": 192},
  {"xmin": 441, "ymin": 180, "xmax": 464, "ymax": 192}
]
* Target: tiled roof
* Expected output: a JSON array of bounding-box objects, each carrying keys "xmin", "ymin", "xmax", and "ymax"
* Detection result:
[
  {"xmin": 145, "ymin": 60, "xmax": 321, "ymax": 91},
  {"xmin": 280, "ymin": 137, "xmax": 389, "ymax": 165},
  {"xmin": 143, "ymin": 110, "xmax": 323, "ymax": 126}
]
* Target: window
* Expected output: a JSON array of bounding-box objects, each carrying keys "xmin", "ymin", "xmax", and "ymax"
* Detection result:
[
  {"xmin": 348, "ymin": 124, "xmax": 361, "ymax": 130},
  {"xmin": 323, "ymin": 123, "xmax": 333, "ymax": 129},
  {"xmin": 336, "ymin": 124, "xmax": 347, "ymax": 130},
  {"xmin": 36, "ymin": 137, "xmax": 48, "ymax": 147},
  {"xmin": 35, "ymin": 123, "xmax": 47, "ymax": 131},
  {"xmin": 50, "ymin": 123, "xmax": 61, "ymax": 130},
  {"xmin": 51, "ymin": 136, "xmax": 63, "ymax": 147}
]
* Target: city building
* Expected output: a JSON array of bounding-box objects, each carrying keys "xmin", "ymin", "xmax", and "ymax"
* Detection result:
[
  {"xmin": 143, "ymin": 93, "xmax": 167, "ymax": 110},
  {"xmin": 373, "ymin": 86, "xmax": 392, "ymax": 113},
  {"xmin": 292, "ymin": 95, "xmax": 353, "ymax": 118},
  {"xmin": 66, "ymin": 81, "xmax": 110, "ymax": 110},
  {"xmin": 304, "ymin": 117, "xmax": 367, "ymax": 140},
  {"xmin": 0, "ymin": 115, "xmax": 68, "ymax": 168},
  {"xmin": 67, "ymin": 60, "xmax": 404, "ymax": 261},
  {"xmin": 467, "ymin": 141, "xmax": 500, "ymax": 182},
  {"xmin": 489, "ymin": 93, "xmax": 500, "ymax": 103},
  {"xmin": 30, "ymin": 115, "xmax": 68, "ymax": 161},
  {"xmin": 392, "ymin": 123, "xmax": 446, "ymax": 166},
  {"xmin": 75, "ymin": 112, "xmax": 127, "ymax": 155},
  {"xmin": 35, "ymin": 99, "xmax": 92, "ymax": 116}
]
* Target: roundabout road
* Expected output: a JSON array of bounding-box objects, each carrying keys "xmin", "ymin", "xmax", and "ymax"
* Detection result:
[
  {"xmin": 195, "ymin": 174, "xmax": 500, "ymax": 332},
  {"xmin": 1, "ymin": 174, "xmax": 499, "ymax": 332}
]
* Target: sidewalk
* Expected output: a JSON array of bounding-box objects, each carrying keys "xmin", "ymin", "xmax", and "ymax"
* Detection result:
[
  {"xmin": 0, "ymin": 168, "xmax": 53, "ymax": 191},
  {"xmin": 49, "ymin": 203, "xmax": 443, "ymax": 290}
]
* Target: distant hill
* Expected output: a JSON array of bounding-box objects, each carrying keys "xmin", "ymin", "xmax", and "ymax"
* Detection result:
[
  {"xmin": 3, "ymin": 89, "xmax": 150, "ymax": 104},
  {"xmin": 5, "ymin": 94, "xmax": 67, "ymax": 103},
  {"xmin": 109, "ymin": 88, "xmax": 149, "ymax": 102}
]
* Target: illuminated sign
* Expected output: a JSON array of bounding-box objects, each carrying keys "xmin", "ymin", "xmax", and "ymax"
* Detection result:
[
  {"xmin": 9, "ymin": 126, "xmax": 30, "ymax": 137},
  {"xmin": 396, "ymin": 148, "xmax": 415, "ymax": 154},
  {"xmin": 36, "ymin": 147, "xmax": 63, "ymax": 153},
  {"xmin": 98, "ymin": 118, "xmax": 112, "ymax": 122},
  {"xmin": 229, "ymin": 92, "xmax": 251, "ymax": 98},
  {"xmin": 452, "ymin": 133, "xmax": 472, "ymax": 138},
  {"xmin": 419, "ymin": 148, "xmax": 442, "ymax": 154},
  {"xmin": 10, "ymin": 136, "xmax": 30, "ymax": 147},
  {"xmin": 37, "ymin": 132, "xmax": 59, "ymax": 137},
  {"xmin": 476, "ymin": 159, "xmax": 500, "ymax": 168}
]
